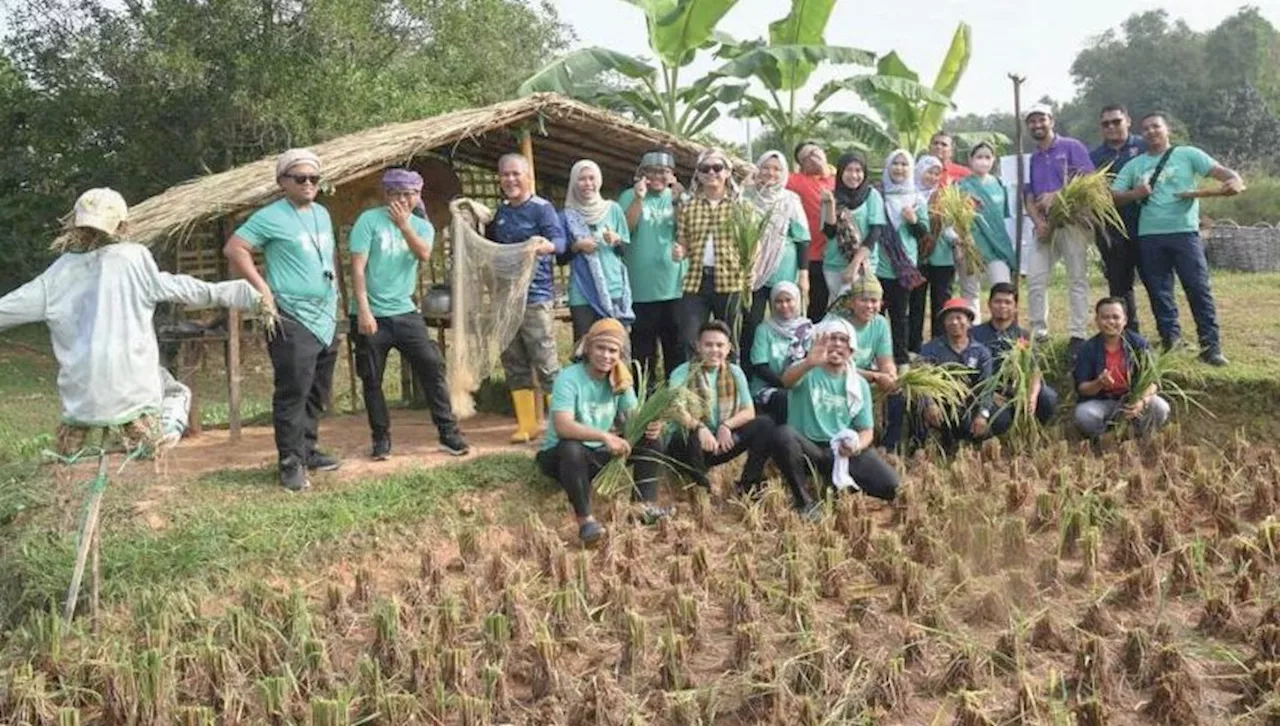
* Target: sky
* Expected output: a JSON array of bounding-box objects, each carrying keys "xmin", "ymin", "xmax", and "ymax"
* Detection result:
[{"xmin": 547, "ymin": 0, "xmax": 1279, "ymax": 143}]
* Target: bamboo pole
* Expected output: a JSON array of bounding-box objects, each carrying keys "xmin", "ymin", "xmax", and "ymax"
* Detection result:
[
  {"xmin": 91, "ymin": 526, "xmax": 101, "ymax": 635},
  {"xmin": 227, "ymin": 308, "xmax": 242, "ymax": 441},
  {"xmin": 64, "ymin": 451, "xmax": 109, "ymax": 626},
  {"xmin": 520, "ymin": 130, "xmax": 547, "ymax": 425},
  {"xmin": 1009, "ymin": 74, "xmax": 1027, "ymax": 292}
]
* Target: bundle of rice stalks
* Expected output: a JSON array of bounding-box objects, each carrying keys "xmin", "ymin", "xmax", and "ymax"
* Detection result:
[
  {"xmin": 593, "ymin": 370, "xmax": 706, "ymax": 498},
  {"xmin": 975, "ymin": 338, "xmax": 1046, "ymax": 444},
  {"xmin": 1046, "ymin": 168, "xmax": 1126, "ymax": 238},
  {"xmin": 934, "ymin": 184, "xmax": 985, "ymax": 277},
  {"xmin": 1124, "ymin": 344, "xmax": 1209, "ymax": 415},
  {"xmin": 896, "ymin": 362, "xmax": 975, "ymax": 426},
  {"xmin": 726, "ymin": 202, "xmax": 768, "ymax": 310}
]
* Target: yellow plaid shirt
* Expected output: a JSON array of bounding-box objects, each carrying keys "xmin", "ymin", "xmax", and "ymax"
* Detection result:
[{"xmin": 678, "ymin": 197, "xmax": 745, "ymax": 294}]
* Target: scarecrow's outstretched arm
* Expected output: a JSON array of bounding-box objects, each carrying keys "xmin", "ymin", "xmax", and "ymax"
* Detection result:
[
  {"xmin": 0, "ymin": 276, "xmax": 47, "ymax": 331},
  {"xmin": 152, "ymin": 272, "xmax": 260, "ymax": 310}
]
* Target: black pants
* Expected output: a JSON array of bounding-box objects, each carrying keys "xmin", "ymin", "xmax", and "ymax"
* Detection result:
[
  {"xmin": 570, "ymin": 305, "xmax": 600, "ymax": 343},
  {"xmin": 1097, "ymin": 230, "xmax": 1141, "ymax": 333},
  {"xmin": 909, "ymin": 264, "xmax": 954, "ymax": 352},
  {"xmin": 268, "ymin": 313, "xmax": 339, "ymax": 466},
  {"xmin": 774, "ymin": 426, "xmax": 899, "ymax": 504},
  {"xmin": 536, "ymin": 438, "xmax": 664, "ymax": 518},
  {"xmin": 913, "ymin": 407, "xmax": 1015, "ymax": 453},
  {"xmin": 879, "ymin": 276, "xmax": 912, "ymax": 365},
  {"xmin": 631, "ymin": 299, "xmax": 684, "ymax": 383},
  {"xmin": 752, "ymin": 390, "xmax": 789, "ymax": 425},
  {"xmin": 351, "ymin": 313, "xmax": 457, "ymax": 442},
  {"xmin": 678, "ymin": 268, "xmax": 741, "ymax": 361},
  {"xmin": 807, "ymin": 260, "xmax": 829, "ymax": 319},
  {"xmin": 739, "ymin": 285, "xmax": 771, "ymax": 365},
  {"xmin": 667, "ymin": 417, "xmax": 778, "ymax": 490}
]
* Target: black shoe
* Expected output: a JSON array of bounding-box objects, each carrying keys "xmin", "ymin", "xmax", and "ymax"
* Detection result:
[
  {"xmin": 306, "ymin": 451, "xmax": 341, "ymax": 471},
  {"xmin": 1161, "ymin": 337, "xmax": 1185, "ymax": 353},
  {"xmin": 1200, "ymin": 350, "xmax": 1229, "ymax": 367},
  {"xmin": 371, "ymin": 437, "xmax": 391, "ymax": 461},
  {"xmin": 1067, "ymin": 337, "xmax": 1085, "ymax": 361},
  {"xmin": 438, "ymin": 430, "xmax": 471, "ymax": 457},
  {"xmin": 280, "ymin": 458, "xmax": 310, "ymax": 492},
  {"xmin": 578, "ymin": 520, "xmax": 605, "ymax": 546}
]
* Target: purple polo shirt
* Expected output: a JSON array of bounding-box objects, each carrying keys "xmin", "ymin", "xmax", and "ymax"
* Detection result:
[{"xmin": 1026, "ymin": 135, "xmax": 1095, "ymax": 197}]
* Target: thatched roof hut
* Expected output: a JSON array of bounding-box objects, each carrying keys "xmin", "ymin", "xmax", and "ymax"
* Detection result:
[{"xmin": 95, "ymin": 93, "xmax": 745, "ymax": 255}]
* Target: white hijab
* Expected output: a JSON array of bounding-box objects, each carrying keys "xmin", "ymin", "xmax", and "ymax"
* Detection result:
[
  {"xmin": 881, "ymin": 149, "xmax": 919, "ymax": 230},
  {"xmin": 564, "ymin": 160, "xmax": 612, "ymax": 226}
]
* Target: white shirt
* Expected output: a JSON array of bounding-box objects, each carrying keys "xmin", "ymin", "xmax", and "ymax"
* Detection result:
[{"xmin": 701, "ymin": 198, "xmax": 723, "ymax": 267}]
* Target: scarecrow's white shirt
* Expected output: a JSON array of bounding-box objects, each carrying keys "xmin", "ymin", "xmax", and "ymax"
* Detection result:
[{"xmin": 0, "ymin": 242, "xmax": 259, "ymax": 427}]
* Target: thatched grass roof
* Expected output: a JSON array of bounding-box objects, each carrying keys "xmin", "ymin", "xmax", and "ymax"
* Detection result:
[{"xmin": 80, "ymin": 93, "xmax": 746, "ymax": 249}]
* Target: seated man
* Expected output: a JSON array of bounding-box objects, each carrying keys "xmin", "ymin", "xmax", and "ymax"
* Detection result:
[
  {"xmin": 669, "ymin": 320, "xmax": 782, "ymax": 497},
  {"xmin": 970, "ymin": 282, "xmax": 1058, "ymax": 426},
  {"xmin": 775, "ymin": 318, "xmax": 900, "ymax": 517},
  {"xmin": 918, "ymin": 298, "xmax": 1009, "ymax": 449},
  {"xmin": 535, "ymin": 319, "xmax": 664, "ymax": 546},
  {"xmin": 1073, "ymin": 297, "xmax": 1171, "ymax": 438}
]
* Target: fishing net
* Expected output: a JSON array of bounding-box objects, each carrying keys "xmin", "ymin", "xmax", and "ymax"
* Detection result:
[{"xmin": 446, "ymin": 198, "xmax": 541, "ymax": 418}]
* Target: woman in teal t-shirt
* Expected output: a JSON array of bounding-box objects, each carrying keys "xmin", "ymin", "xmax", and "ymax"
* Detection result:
[
  {"xmin": 748, "ymin": 281, "xmax": 811, "ymax": 423},
  {"xmin": 909, "ymin": 154, "xmax": 953, "ymax": 352},
  {"xmin": 956, "ymin": 142, "xmax": 1016, "ymax": 317},
  {"xmin": 775, "ymin": 317, "xmax": 901, "ymax": 516},
  {"xmin": 563, "ymin": 160, "xmax": 634, "ymax": 342},
  {"xmin": 535, "ymin": 318, "xmax": 666, "ymax": 545},
  {"xmin": 878, "ymin": 149, "xmax": 929, "ymax": 365},
  {"xmin": 667, "ymin": 320, "xmax": 788, "ymax": 499},
  {"xmin": 821, "ymin": 153, "xmax": 885, "ymax": 297}
]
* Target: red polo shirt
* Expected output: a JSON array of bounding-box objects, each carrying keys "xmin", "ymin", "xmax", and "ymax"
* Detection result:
[
  {"xmin": 787, "ymin": 172, "xmax": 835, "ymax": 262},
  {"xmin": 941, "ymin": 161, "xmax": 972, "ymax": 186}
]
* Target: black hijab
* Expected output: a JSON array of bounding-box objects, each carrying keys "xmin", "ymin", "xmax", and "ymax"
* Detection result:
[{"xmin": 833, "ymin": 153, "xmax": 871, "ymax": 211}]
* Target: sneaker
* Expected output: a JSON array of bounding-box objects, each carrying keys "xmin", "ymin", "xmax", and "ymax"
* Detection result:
[
  {"xmin": 578, "ymin": 520, "xmax": 606, "ymax": 546},
  {"xmin": 438, "ymin": 430, "xmax": 471, "ymax": 457},
  {"xmin": 306, "ymin": 451, "xmax": 341, "ymax": 472},
  {"xmin": 633, "ymin": 504, "xmax": 674, "ymax": 526},
  {"xmin": 798, "ymin": 500, "xmax": 823, "ymax": 523},
  {"xmin": 280, "ymin": 459, "xmax": 310, "ymax": 492},
  {"xmin": 1161, "ymin": 337, "xmax": 1185, "ymax": 353},
  {"xmin": 371, "ymin": 437, "xmax": 391, "ymax": 461},
  {"xmin": 1200, "ymin": 350, "xmax": 1229, "ymax": 367}
]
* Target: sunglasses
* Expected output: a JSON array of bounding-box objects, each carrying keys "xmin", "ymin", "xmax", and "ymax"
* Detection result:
[
  {"xmin": 1100, "ymin": 119, "xmax": 1124, "ymax": 128},
  {"xmin": 697, "ymin": 163, "xmax": 726, "ymax": 174},
  {"xmin": 285, "ymin": 174, "xmax": 321, "ymax": 185}
]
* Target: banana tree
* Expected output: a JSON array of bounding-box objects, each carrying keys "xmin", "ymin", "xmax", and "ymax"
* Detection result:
[{"xmin": 517, "ymin": 0, "xmax": 746, "ymax": 139}]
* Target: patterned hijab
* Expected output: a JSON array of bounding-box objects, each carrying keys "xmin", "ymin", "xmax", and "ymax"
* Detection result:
[{"xmin": 881, "ymin": 149, "xmax": 918, "ymax": 229}]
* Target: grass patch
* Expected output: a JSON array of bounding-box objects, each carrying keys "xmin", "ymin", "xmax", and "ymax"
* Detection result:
[{"xmin": 0, "ymin": 453, "xmax": 539, "ymax": 624}]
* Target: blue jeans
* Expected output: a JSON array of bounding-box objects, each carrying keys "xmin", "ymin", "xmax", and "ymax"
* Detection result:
[{"xmin": 1137, "ymin": 232, "xmax": 1220, "ymax": 352}]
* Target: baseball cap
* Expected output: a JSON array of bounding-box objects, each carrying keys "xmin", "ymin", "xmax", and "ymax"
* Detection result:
[
  {"xmin": 73, "ymin": 188, "xmax": 129, "ymax": 236},
  {"xmin": 1023, "ymin": 104, "xmax": 1053, "ymax": 121}
]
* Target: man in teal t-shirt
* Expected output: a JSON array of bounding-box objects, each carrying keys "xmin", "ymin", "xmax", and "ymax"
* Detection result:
[
  {"xmin": 224, "ymin": 148, "xmax": 340, "ymax": 491},
  {"xmin": 620, "ymin": 148, "xmax": 688, "ymax": 381},
  {"xmin": 1110, "ymin": 112, "xmax": 1245, "ymax": 366},
  {"xmin": 349, "ymin": 169, "xmax": 469, "ymax": 461}
]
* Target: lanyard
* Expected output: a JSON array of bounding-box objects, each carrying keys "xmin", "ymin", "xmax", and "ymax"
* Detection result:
[{"xmin": 289, "ymin": 204, "xmax": 330, "ymax": 274}]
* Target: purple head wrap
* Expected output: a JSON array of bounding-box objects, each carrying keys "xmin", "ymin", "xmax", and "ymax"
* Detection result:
[{"xmin": 382, "ymin": 168, "xmax": 424, "ymax": 191}]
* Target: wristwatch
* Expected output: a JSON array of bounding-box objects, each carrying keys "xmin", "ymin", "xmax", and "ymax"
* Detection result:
[{"xmin": 979, "ymin": 408, "xmax": 991, "ymax": 420}]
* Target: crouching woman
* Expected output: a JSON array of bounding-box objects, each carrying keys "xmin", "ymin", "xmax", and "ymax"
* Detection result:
[
  {"xmin": 536, "ymin": 319, "xmax": 665, "ymax": 545},
  {"xmin": 1072, "ymin": 297, "xmax": 1171, "ymax": 439},
  {"xmin": 775, "ymin": 318, "xmax": 900, "ymax": 517},
  {"xmin": 668, "ymin": 320, "xmax": 783, "ymax": 498}
]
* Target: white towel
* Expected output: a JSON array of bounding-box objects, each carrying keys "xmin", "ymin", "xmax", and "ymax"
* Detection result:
[{"xmin": 830, "ymin": 429, "xmax": 861, "ymax": 492}]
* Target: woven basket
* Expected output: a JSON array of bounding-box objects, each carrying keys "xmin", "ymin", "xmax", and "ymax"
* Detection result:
[{"xmin": 1203, "ymin": 222, "xmax": 1280, "ymax": 272}]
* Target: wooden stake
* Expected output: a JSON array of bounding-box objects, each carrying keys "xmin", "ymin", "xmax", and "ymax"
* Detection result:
[
  {"xmin": 64, "ymin": 452, "xmax": 109, "ymax": 626},
  {"xmin": 520, "ymin": 130, "xmax": 546, "ymax": 423},
  {"xmin": 91, "ymin": 525, "xmax": 101, "ymax": 635},
  {"xmin": 1009, "ymin": 73, "xmax": 1027, "ymax": 292},
  {"xmin": 227, "ymin": 308, "xmax": 242, "ymax": 441}
]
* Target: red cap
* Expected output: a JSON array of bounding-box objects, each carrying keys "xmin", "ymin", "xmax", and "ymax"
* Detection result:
[{"xmin": 940, "ymin": 297, "xmax": 975, "ymax": 321}]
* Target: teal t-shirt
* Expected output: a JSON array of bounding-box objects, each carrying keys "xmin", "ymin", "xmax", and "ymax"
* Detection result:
[
  {"xmin": 619, "ymin": 189, "xmax": 686, "ymax": 303},
  {"xmin": 764, "ymin": 217, "xmax": 811, "ymax": 289},
  {"xmin": 347, "ymin": 207, "xmax": 434, "ymax": 318},
  {"xmin": 234, "ymin": 198, "xmax": 338, "ymax": 345},
  {"xmin": 926, "ymin": 195, "xmax": 954, "ymax": 267},
  {"xmin": 543, "ymin": 362, "xmax": 639, "ymax": 452},
  {"xmin": 958, "ymin": 175, "xmax": 1016, "ymax": 267},
  {"xmin": 567, "ymin": 202, "xmax": 631, "ymax": 307},
  {"xmin": 748, "ymin": 324, "xmax": 796, "ymax": 395},
  {"xmin": 669, "ymin": 361, "xmax": 752, "ymax": 428},
  {"xmin": 877, "ymin": 195, "xmax": 928, "ymax": 279},
  {"xmin": 787, "ymin": 367, "xmax": 875, "ymax": 442},
  {"xmin": 825, "ymin": 188, "xmax": 886, "ymax": 271},
  {"xmin": 853, "ymin": 315, "xmax": 893, "ymax": 371},
  {"xmin": 1111, "ymin": 146, "xmax": 1217, "ymax": 236}
]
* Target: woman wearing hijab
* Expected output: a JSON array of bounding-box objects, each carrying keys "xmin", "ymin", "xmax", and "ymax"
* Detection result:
[
  {"xmin": 748, "ymin": 281, "xmax": 810, "ymax": 423},
  {"xmin": 908, "ymin": 154, "xmax": 955, "ymax": 352},
  {"xmin": 820, "ymin": 154, "xmax": 885, "ymax": 300},
  {"xmin": 956, "ymin": 142, "xmax": 1016, "ymax": 317},
  {"xmin": 877, "ymin": 149, "xmax": 930, "ymax": 365},
  {"xmin": 563, "ymin": 160, "xmax": 634, "ymax": 342},
  {"xmin": 741, "ymin": 150, "xmax": 810, "ymax": 361},
  {"xmin": 674, "ymin": 148, "xmax": 744, "ymax": 361}
]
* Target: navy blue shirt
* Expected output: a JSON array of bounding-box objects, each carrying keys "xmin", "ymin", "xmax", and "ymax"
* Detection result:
[
  {"xmin": 488, "ymin": 195, "xmax": 568, "ymax": 304},
  {"xmin": 920, "ymin": 336, "xmax": 995, "ymax": 411},
  {"xmin": 1091, "ymin": 135, "xmax": 1148, "ymax": 241},
  {"xmin": 970, "ymin": 321, "xmax": 1029, "ymax": 365},
  {"xmin": 1073, "ymin": 330, "xmax": 1149, "ymax": 401}
]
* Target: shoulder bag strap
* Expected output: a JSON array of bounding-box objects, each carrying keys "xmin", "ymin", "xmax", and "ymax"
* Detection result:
[{"xmin": 1138, "ymin": 146, "xmax": 1176, "ymax": 209}]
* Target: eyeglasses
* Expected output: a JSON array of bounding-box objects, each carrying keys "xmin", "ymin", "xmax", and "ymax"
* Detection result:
[
  {"xmin": 286, "ymin": 174, "xmax": 321, "ymax": 185},
  {"xmin": 1100, "ymin": 119, "xmax": 1124, "ymax": 128},
  {"xmin": 697, "ymin": 163, "xmax": 726, "ymax": 174}
]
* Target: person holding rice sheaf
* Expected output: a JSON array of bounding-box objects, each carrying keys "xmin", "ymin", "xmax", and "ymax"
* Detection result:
[
  {"xmin": 668, "ymin": 320, "xmax": 784, "ymax": 499},
  {"xmin": 1109, "ymin": 112, "xmax": 1243, "ymax": 367},
  {"xmin": 536, "ymin": 318, "xmax": 667, "ymax": 546},
  {"xmin": 875, "ymin": 150, "xmax": 928, "ymax": 364},
  {"xmin": 348, "ymin": 169, "xmax": 469, "ymax": 461},
  {"xmin": 740, "ymin": 150, "xmax": 810, "ymax": 360},
  {"xmin": 1072, "ymin": 297, "xmax": 1170, "ymax": 438},
  {"xmin": 956, "ymin": 142, "xmax": 1016, "ymax": 317},
  {"xmin": 970, "ymin": 283, "xmax": 1058, "ymax": 426},
  {"xmin": 826, "ymin": 277, "xmax": 907, "ymax": 448},
  {"xmin": 748, "ymin": 282, "xmax": 811, "ymax": 423},
  {"xmin": 674, "ymin": 148, "xmax": 744, "ymax": 361},
  {"xmin": 224, "ymin": 149, "xmax": 342, "ymax": 491},
  {"xmin": 1090, "ymin": 105, "xmax": 1147, "ymax": 333},
  {"xmin": 909, "ymin": 155, "xmax": 956, "ymax": 353},
  {"xmin": 563, "ymin": 159, "xmax": 634, "ymax": 342},
  {"xmin": 917, "ymin": 298, "xmax": 1008, "ymax": 450},
  {"xmin": 0, "ymin": 189, "xmax": 262, "ymax": 456},
  {"xmin": 820, "ymin": 153, "xmax": 886, "ymax": 299},
  {"xmin": 774, "ymin": 317, "xmax": 901, "ymax": 517}
]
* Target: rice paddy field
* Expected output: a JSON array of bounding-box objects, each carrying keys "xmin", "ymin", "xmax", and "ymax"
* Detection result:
[{"xmin": 2, "ymin": 272, "xmax": 1280, "ymax": 724}]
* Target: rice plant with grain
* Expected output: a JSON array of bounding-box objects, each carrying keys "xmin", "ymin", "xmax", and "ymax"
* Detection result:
[
  {"xmin": 934, "ymin": 184, "xmax": 985, "ymax": 277},
  {"xmin": 1045, "ymin": 168, "xmax": 1127, "ymax": 238}
]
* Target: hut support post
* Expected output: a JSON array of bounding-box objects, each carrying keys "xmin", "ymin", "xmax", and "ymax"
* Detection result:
[
  {"xmin": 520, "ymin": 131, "xmax": 547, "ymax": 424},
  {"xmin": 227, "ymin": 308, "xmax": 242, "ymax": 441}
]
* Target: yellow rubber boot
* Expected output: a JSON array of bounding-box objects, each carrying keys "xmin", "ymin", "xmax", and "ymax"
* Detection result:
[{"xmin": 510, "ymin": 389, "xmax": 538, "ymax": 443}]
